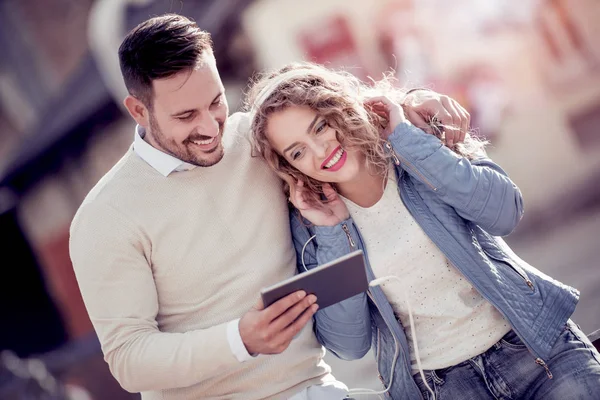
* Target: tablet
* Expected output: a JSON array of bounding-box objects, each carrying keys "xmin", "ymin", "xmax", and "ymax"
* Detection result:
[{"xmin": 260, "ymin": 250, "xmax": 368, "ymax": 310}]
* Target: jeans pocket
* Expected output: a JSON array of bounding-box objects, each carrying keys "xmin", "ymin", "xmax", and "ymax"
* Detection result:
[
  {"xmin": 413, "ymin": 372, "xmax": 438, "ymax": 400},
  {"xmin": 500, "ymin": 330, "xmax": 527, "ymax": 350}
]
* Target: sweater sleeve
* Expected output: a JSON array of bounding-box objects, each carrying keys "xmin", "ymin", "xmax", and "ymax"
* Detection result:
[{"xmin": 69, "ymin": 202, "xmax": 240, "ymax": 393}]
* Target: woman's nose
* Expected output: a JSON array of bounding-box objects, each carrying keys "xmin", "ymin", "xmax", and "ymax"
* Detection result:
[{"xmin": 313, "ymin": 138, "xmax": 332, "ymax": 160}]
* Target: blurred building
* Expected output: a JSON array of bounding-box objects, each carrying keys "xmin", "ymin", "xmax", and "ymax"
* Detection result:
[{"xmin": 1, "ymin": 0, "xmax": 599, "ymax": 398}]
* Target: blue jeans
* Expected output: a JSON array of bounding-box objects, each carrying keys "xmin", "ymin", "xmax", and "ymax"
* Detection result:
[{"xmin": 413, "ymin": 321, "xmax": 600, "ymax": 400}]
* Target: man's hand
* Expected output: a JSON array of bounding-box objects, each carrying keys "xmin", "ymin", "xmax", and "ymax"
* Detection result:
[
  {"xmin": 239, "ymin": 291, "xmax": 318, "ymax": 355},
  {"xmin": 402, "ymin": 90, "xmax": 471, "ymax": 148}
]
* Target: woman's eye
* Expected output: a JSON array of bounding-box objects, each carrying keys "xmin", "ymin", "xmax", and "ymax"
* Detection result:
[
  {"xmin": 315, "ymin": 120, "xmax": 328, "ymax": 134},
  {"xmin": 291, "ymin": 149, "xmax": 303, "ymax": 160}
]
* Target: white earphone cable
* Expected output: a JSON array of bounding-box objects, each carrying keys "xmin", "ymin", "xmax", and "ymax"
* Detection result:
[{"xmin": 300, "ymin": 238, "xmax": 435, "ymax": 399}]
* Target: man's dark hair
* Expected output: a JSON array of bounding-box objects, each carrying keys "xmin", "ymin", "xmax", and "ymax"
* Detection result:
[{"xmin": 118, "ymin": 14, "xmax": 213, "ymax": 107}]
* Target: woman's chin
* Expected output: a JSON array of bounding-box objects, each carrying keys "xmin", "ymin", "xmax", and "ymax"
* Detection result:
[{"xmin": 318, "ymin": 169, "xmax": 357, "ymax": 186}]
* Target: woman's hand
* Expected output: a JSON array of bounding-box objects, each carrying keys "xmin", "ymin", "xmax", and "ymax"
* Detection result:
[
  {"xmin": 290, "ymin": 180, "xmax": 349, "ymax": 227},
  {"xmin": 364, "ymin": 95, "xmax": 407, "ymax": 139}
]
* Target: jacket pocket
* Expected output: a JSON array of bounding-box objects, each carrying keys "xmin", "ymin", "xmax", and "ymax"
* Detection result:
[{"xmin": 482, "ymin": 247, "xmax": 535, "ymax": 293}]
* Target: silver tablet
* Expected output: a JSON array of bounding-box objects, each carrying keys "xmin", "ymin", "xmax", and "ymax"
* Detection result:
[{"xmin": 260, "ymin": 250, "xmax": 369, "ymax": 310}]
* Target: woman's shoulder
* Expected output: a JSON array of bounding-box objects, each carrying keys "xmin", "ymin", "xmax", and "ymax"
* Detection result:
[
  {"xmin": 288, "ymin": 207, "xmax": 316, "ymax": 240},
  {"xmin": 289, "ymin": 206, "xmax": 307, "ymax": 229}
]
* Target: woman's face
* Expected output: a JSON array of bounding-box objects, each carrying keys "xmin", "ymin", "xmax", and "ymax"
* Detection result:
[{"xmin": 265, "ymin": 105, "xmax": 363, "ymax": 184}]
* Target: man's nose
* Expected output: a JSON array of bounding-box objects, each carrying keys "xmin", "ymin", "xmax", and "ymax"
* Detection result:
[{"xmin": 196, "ymin": 112, "xmax": 219, "ymax": 137}]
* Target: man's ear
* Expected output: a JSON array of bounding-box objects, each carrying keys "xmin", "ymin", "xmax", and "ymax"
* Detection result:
[{"xmin": 123, "ymin": 95, "xmax": 150, "ymax": 127}]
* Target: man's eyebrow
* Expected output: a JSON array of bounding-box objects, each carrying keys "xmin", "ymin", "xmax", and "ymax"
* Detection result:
[{"xmin": 211, "ymin": 92, "xmax": 223, "ymax": 103}]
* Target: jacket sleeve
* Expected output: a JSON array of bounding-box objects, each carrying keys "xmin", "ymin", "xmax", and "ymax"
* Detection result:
[
  {"xmin": 290, "ymin": 213, "xmax": 372, "ymax": 360},
  {"xmin": 387, "ymin": 121, "xmax": 524, "ymax": 236}
]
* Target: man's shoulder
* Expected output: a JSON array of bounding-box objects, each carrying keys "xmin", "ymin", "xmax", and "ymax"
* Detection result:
[
  {"xmin": 73, "ymin": 150, "xmax": 142, "ymax": 225},
  {"xmin": 227, "ymin": 111, "xmax": 251, "ymax": 131},
  {"xmin": 223, "ymin": 112, "xmax": 252, "ymax": 151},
  {"xmin": 85, "ymin": 150, "xmax": 135, "ymax": 197},
  {"xmin": 69, "ymin": 151, "xmax": 148, "ymax": 271}
]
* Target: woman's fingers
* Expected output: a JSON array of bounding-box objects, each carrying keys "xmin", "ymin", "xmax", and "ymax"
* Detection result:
[
  {"xmin": 322, "ymin": 184, "xmax": 338, "ymax": 201},
  {"xmin": 289, "ymin": 180, "xmax": 307, "ymax": 209}
]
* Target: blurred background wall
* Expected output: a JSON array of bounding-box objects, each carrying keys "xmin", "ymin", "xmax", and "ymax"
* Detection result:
[{"xmin": 0, "ymin": 0, "xmax": 598, "ymax": 398}]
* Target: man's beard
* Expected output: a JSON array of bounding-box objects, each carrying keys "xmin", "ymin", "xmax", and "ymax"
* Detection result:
[{"xmin": 148, "ymin": 113, "xmax": 225, "ymax": 167}]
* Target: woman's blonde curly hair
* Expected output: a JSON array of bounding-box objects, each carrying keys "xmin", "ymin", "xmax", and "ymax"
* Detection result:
[{"xmin": 246, "ymin": 62, "xmax": 486, "ymax": 206}]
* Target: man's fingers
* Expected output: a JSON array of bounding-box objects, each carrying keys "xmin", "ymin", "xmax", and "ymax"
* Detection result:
[
  {"xmin": 440, "ymin": 97, "xmax": 459, "ymax": 146},
  {"xmin": 405, "ymin": 108, "xmax": 431, "ymax": 134},
  {"xmin": 263, "ymin": 290, "xmax": 306, "ymax": 322},
  {"xmin": 244, "ymin": 291, "xmax": 317, "ymax": 355},
  {"xmin": 443, "ymin": 126, "xmax": 461, "ymax": 148},
  {"xmin": 263, "ymin": 304, "xmax": 316, "ymax": 354},
  {"xmin": 432, "ymin": 104, "xmax": 454, "ymax": 127},
  {"xmin": 253, "ymin": 296, "xmax": 265, "ymax": 311},
  {"xmin": 454, "ymin": 100, "xmax": 471, "ymax": 126},
  {"xmin": 370, "ymin": 105, "xmax": 388, "ymax": 119},
  {"xmin": 445, "ymin": 97, "xmax": 468, "ymax": 143},
  {"xmin": 280, "ymin": 304, "xmax": 319, "ymax": 343},
  {"xmin": 271, "ymin": 294, "xmax": 317, "ymax": 332},
  {"xmin": 364, "ymin": 95, "xmax": 393, "ymax": 107},
  {"xmin": 454, "ymin": 100, "xmax": 470, "ymax": 142}
]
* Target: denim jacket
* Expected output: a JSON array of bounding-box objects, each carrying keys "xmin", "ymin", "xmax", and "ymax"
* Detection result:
[{"xmin": 289, "ymin": 121, "xmax": 579, "ymax": 399}]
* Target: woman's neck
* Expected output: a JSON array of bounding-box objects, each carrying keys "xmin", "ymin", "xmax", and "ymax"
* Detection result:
[{"xmin": 336, "ymin": 163, "xmax": 387, "ymax": 208}]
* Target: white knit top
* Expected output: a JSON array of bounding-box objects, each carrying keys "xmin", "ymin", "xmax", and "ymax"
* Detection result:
[{"xmin": 341, "ymin": 172, "xmax": 510, "ymax": 372}]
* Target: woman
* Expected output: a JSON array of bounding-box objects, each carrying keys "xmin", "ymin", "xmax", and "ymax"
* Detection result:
[{"xmin": 247, "ymin": 62, "xmax": 600, "ymax": 399}]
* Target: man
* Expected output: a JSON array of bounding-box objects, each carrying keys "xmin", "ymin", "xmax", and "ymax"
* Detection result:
[{"xmin": 69, "ymin": 14, "xmax": 470, "ymax": 399}]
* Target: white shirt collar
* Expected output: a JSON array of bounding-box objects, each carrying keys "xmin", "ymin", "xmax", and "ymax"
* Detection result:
[{"xmin": 133, "ymin": 125, "xmax": 196, "ymax": 177}]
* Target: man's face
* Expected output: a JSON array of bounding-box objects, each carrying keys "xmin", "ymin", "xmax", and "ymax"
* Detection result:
[{"xmin": 145, "ymin": 53, "xmax": 229, "ymax": 167}]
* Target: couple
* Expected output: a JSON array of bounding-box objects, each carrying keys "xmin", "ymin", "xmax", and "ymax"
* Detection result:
[{"xmin": 69, "ymin": 14, "xmax": 600, "ymax": 400}]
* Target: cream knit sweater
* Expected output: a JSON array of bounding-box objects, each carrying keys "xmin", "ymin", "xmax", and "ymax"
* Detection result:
[{"xmin": 69, "ymin": 113, "xmax": 333, "ymax": 400}]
